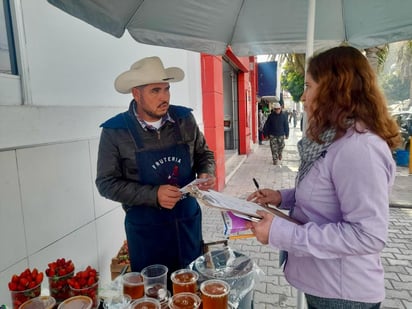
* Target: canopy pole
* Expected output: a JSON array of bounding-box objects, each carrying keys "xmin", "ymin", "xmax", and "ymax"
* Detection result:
[
  {"xmin": 300, "ymin": 0, "xmax": 316, "ymax": 140},
  {"xmin": 305, "ymin": 0, "xmax": 316, "ymax": 61},
  {"xmin": 297, "ymin": 1, "xmax": 315, "ymax": 307}
]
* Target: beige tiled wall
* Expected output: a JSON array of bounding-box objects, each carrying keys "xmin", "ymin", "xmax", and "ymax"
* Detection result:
[{"xmin": 0, "ymin": 139, "xmax": 126, "ymax": 307}]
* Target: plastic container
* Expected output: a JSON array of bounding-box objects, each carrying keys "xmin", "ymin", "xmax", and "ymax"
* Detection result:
[
  {"xmin": 396, "ymin": 150, "xmax": 410, "ymax": 166},
  {"xmin": 130, "ymin": 297, "xmax": 161, "ymax": 309},
  {"xmin": 57, "ymin": 295, "xmax": 93, "ymax": 309},
  {"xmin": 193, "ymin": 247, "xmax": 255, "ymax": 309},
  {"xmin": 102, "ymin": 294, "xmax": 131, "ymax": 309},
  {"xmin": 18, "ymin": 296, "xmax": 56, "ymax": 309},
  {"xmin": 200, "ymin": 279, "xmax": 230, "ymax": 309},
  {"xmin": 170, "ymin": 269, "xmax": 199, "ymax": 294},
  {"xmin": 122, "ymin": 272, "xmax": 144, "ymax": 300},
  {"xmin": 47, "ymin": 271, "xmax": 74, "ymax": 304},
  {"xmin": 169, "ymin": 292, "xmax": 201, "ymax": 309},
  {"xmin": 10, "ymin": 283, "xmax": 41, "ymax": 309},
  {"xmin": 159, "ymin": 291, "xmax": 171, "ymax": 309},
  {"xmin": 69, "ymin": 281, "xmax": 99, "ymax": 308},
  {"xmin": 141, "ymin": 264, "xmax": 168, "ymax": 300}
]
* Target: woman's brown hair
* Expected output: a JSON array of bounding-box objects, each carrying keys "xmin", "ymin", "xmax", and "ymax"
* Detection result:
[{"xmin": 306, "ymin": 46, "xmax": 401, "ymax": 150}]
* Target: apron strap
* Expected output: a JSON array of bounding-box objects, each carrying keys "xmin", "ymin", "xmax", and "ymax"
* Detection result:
[
  {"xmin": 123, "ymin": 112, "xmax": 144, "ymax": 149},
  {"xmin": 168, "ymin": 109, "xmax": 184, "ymax": 143}
]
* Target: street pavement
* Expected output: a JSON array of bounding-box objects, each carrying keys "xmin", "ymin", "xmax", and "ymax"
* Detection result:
[{"xmin": 201, "ymin": 127, "xmax": 412, "ymax": 309}]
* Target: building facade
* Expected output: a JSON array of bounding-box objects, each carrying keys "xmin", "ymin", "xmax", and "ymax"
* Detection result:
[{"xmin": 0, "ymin": 1, "xmax": 258, "ymax": 305}]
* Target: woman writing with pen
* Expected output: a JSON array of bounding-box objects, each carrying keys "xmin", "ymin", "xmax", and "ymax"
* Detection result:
[{"xmin": 246, "ymin": 46, "xmax": 401, "ymax": 309}]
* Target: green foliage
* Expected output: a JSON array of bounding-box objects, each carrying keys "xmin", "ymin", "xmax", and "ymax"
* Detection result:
[
  {"xmin": 380, "ymin": 40, "xmax": 412, "ymax": 103},
  {"xmin": 397, "ymin": 40, "xmax": 412, "ymax": 82},
  {"xmin": 380, "ymin": 73, "xmax": 409, "ymax": 102},
  {"xmin": 278, "ymin": 42, "xmax": 411, "ymax": 104},
  {"xmin": 376, "ymin": 45, "xmax": 389, "ymax": 72},
  {"xmin": 281, "ymin": 63, "xmax": 304, "ymax": 103}
]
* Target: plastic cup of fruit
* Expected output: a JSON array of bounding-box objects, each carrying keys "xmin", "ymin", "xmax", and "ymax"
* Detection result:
[
  {"xmin": 69, "ymin": 281, "xmax": 99, "ymax": 308},
  {"xmin": 10, "ymin": 283, "xmax": 41, "ymax": 309},
  {"xmin": 47, "ymin": 271, "xmax": 74, "ymax": 304}
]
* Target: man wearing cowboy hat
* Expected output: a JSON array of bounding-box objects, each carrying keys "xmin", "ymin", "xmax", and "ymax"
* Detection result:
[{"xmin": 96, "ymin": 56, "xmax": 216, "ymax": 291}]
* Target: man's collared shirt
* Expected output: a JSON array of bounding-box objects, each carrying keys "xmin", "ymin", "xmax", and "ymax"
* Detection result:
[{"xmin": 133, "ymin": 102, "xmax": 175, "ymax": 131}]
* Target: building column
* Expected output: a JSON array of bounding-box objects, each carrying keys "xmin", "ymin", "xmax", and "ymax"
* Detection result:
[{"xmin": 201, "ymin": 54, "xmax": 225, "ymax": 191}]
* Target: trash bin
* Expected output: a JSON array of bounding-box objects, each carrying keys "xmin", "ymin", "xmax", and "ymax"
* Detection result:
[
  {"xmin": 191, "ymin": 247, "xmax": 257, "ymax": 309},
  {"xmin": 395, "ymin": 150, "xmax": 409, "ymax": 167}
]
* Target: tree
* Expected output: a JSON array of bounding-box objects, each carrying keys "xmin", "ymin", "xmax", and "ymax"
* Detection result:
[
  {"xmin": 396, "ymin": 40, "xmax": 412, "ymax": 106},
  {"xmin": 364, "ymin": 45, "xmax": 389, "ymax": 73},
  {"xmin": 278, "ymin": 44, "xmax": 406, "ymax": 105},
  {"xmin": 280, "ymin": 54, "xmax": 305, "ymax": 103},
  {"xmin": 380, "ymin": 73, "xmax": 409, "ymax": 102}
]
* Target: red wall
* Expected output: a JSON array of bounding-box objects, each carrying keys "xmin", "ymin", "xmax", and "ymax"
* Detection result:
[
  {"xmin": 249, "ymin": 56, "xmax": 258, "ymax": 145},
  {"xmin": 201, "ymin": 51, "xmax": 257, "ymax": 191},
  {"xmin": 201, "ymin": 54, "xmax": 225, "ymax": 191}
]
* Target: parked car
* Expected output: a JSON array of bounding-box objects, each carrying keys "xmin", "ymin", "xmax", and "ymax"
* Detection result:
[{"xmin": 392, "ymin": 111, "xmax": 412, "ymax": 151}]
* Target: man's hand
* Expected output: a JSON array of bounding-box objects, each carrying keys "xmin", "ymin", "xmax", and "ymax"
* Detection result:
[
  {"xmin": 157, "ymin": 184, "xmax": 182, "ymax": 209},
  {"xmin": 196, "ymin": 173, "xmax": 216, "ymax": 191}
]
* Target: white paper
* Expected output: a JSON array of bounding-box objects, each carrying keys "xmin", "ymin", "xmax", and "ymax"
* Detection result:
[
  {"xmin": 179, "ymin": 178, "xmax": 210, "ymax": 194},
  {"xmin": 201, "ymin": 189, "xmax": 271, "ymax": 219}
]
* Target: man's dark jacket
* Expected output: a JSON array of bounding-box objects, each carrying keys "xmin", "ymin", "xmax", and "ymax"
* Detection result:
[
  {"xmin": 95, "ymin": 102, "xmax": 215, "ymax": 210},
  {"xmin": 263, "ymin": 111, "xmax": 289, "ymax": 138}
]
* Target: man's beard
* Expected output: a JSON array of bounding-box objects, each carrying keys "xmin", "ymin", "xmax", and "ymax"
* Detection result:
[{"xmin": 143, "ymin": 103, "xmax": 168, "ymax": 120}]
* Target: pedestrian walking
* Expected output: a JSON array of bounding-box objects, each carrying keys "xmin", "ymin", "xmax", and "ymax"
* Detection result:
[
  {"xmin": 263, "ymin": 102, "xmax": 289, "ymax": 164},
  {"xmin": 258, "ymin": 108, "xmax": 267, "ymax": 145},
  {"xmin": 246, "ymin": 46, "xmax": 401, "ymax": 309},
  {"xmin": 291, "ymin": 109, "xmax": 298, "ymax": 128}
]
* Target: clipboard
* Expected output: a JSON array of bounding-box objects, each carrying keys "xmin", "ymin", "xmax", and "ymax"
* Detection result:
[{"xmin": 183, "ymin": 184, "xmax": 302, "ymax": 225}]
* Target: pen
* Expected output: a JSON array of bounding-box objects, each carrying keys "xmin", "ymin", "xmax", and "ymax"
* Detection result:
[
  {"xmin": 253, "ymin": 177, "xmax": 264, "ymax": 197},
  {"xmin": 252, "ymin": 179, "xmax": 303, "ymax": 225},
  {"xmin": 253, "ymin": 178, "xmax": 260, "ymax": 190},
  {"xmin": 253, "ymin": 178, "xmax": 269, "ymax": 207},
  {"xmin": 228, "ymin": 233, "xmax": 256, "ymax": 240}
]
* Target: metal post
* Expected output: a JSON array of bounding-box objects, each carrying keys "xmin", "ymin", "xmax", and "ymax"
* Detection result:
[
  {"xmin": 409, "ymin": 136, "xmax": 411, "ymax": 175},
  {"xmin": 297, "ymin": 292, "xmax": 305, "ymax": 309},
  {"xmin": 297, "ymin": 0, "xmax": 316, "ymax": 307}
]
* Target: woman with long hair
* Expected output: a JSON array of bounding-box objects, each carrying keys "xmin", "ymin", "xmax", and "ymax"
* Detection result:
[{"xmin": 247, "ymin": 46, "xmax": 401, "ymax": 309}]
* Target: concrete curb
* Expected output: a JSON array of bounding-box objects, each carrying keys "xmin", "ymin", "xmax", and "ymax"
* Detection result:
[{"xmin": 389, "ymin": 203, "xmax": 412, "ymax": 208}]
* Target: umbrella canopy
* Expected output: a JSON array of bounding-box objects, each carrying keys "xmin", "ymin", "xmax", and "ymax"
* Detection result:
[{"xmin": 47, "ymin": 0, "xmax": 412, "ymax": 56}]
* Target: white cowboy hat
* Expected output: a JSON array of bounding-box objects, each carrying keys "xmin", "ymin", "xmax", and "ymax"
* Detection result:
[{"xmin": 114, "ymin": 56, "xmax": 185, "ymax": 93}]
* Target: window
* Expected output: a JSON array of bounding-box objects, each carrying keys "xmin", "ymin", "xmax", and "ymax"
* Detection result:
[{"xmin": 1, "ymin": 0, "xmax": 17, "ymax": 75}]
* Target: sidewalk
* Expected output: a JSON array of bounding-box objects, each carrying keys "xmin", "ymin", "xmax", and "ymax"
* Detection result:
[{"xmin": 201, "ymin": 127, "xmax": 412, "ymax": 309}]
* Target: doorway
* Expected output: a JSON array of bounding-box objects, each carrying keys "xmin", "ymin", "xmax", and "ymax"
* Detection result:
[{"xmin": 223, "ymin": 59, "xmax": 239, "ymax": 152}]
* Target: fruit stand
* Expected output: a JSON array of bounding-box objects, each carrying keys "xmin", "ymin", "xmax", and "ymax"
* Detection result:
[{"xmin": 110, "ymin": 240, "xmax": 131, "ymax": 280}]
